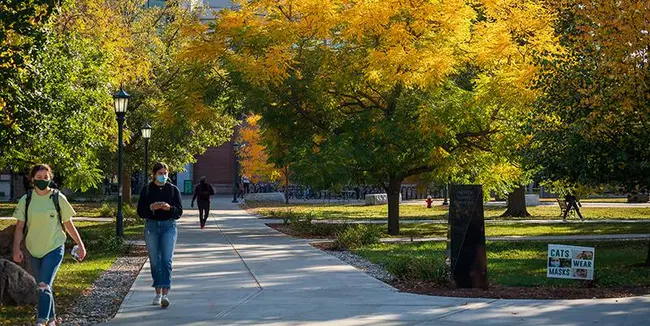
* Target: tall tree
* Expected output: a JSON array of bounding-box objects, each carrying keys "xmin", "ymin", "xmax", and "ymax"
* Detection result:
[
  {"xmin": 1, "ymin": 0, "xmax": 57, "ymax": 165},
  {"xmin": 206, "ymin": 0, "xmax": 559, "ymax": 234},
  {"xmin": 61, "ymin": 0, "xmax": 237, "ymax": 199},
  {"xmin": 237, "ymin": 114, "xmax": 283, "ymax": 184},
  {"xmin": 530, "ymin": 0, "xmax": 650, "ymax": 263},
  {"xmin": 1, "ymin": 0, "xmax": 116, "ymax": 189}
]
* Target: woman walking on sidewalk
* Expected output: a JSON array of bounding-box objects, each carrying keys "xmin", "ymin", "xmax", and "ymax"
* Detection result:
[
  {"xmin": 137, "ymin": 162, "xmax": 183, "ymax": 308},
  {"xmin": 191, "ymin": 176, "xmax": 214, "ymax": 229},
  {"xmin": 12, "ymin": 164, "xmax": 87, "ymax": 326}
]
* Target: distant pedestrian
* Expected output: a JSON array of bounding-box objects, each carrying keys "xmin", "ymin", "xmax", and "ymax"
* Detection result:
[
  {"xmin": 191, "ymin": 176, "xmax": 214, "ymax": 229},
  {"xmin": 137, "ymin": 162, "xmax": 183, "ymax": 308},
  {"xmin": 238, "ymin": 178, "xmax": 245, "ymax": 198},
  {"xmin": 242, "ymin": 175, "xmax": 251, "ymax": 195},
  {"xmin": 12, "ymin": 164, "xmax": 87, "ymax": 326},
  {"xmin": 563, "ymin": 192, "xmax": 584, "ymax": 222}
]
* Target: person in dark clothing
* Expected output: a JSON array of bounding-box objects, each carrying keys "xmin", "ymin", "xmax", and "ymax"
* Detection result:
[
  {"xmin": 137, "ymin": 162, "xmax": 183, "ymax": 308},
  {"xmin": 563, "ymin": 192, "xmax": 584, "ymax": 221},
  {"xmin": 191, "ymin": 176, "xmax": 214, "ymax": 229}
]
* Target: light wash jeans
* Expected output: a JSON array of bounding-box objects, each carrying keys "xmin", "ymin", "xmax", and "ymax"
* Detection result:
[
  {"xmin": 30, "ymin": 245, "xmax": 64, "ymax": 324},
  {"xmin": 144, "ymin": 219, "xmax": 178, "ymax": 289}
]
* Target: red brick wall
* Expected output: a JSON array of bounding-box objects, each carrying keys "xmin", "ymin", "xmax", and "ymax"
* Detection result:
[{"xmin": 194, "ymin": 141, "xmax": 235, "ymax": 186}]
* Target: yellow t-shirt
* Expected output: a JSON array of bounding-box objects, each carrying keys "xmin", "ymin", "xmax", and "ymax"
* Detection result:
[{"xmin": 13, "ymin": 190, "xmax": 75, "ymax": 258}]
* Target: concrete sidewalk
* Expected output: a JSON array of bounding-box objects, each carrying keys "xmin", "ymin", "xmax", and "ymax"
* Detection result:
[{"xmin": 106, "ymin": 197, "xmax": 650, "ymax": 326}]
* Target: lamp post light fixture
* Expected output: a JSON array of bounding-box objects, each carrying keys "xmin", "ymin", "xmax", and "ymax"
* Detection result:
[
  {"xmin": 113, "ymin": 86, "xmax": 130, "ymax": 238},
  {"xmin": 141, "ymin": 123, "xmax": 151, "ymax": 190},
  {"xmin": 232, "ymin": 142, "xmax": 240, "ymax": 203}
]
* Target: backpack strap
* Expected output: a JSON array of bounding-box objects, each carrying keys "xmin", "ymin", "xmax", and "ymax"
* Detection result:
[
  {"xmin": 51, "ymin": 189, "xmax": 63, "ymax": 227},
  {"xmin": 23, "ymin": 190, "xmax": 33, "ymax": 235}
]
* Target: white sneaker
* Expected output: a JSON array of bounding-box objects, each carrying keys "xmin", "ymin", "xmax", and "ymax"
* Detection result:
[
  {"xmin": 161, "ymin": 295, "xmax": 170, "ymax": 308},
  {"xmin": 152, "ymin": 294, "xmax": 162, "ymax": 305}
]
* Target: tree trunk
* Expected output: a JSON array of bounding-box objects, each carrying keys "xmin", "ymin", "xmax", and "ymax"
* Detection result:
[
  {"xmin": 501, "ymin": 186, "xmax": 530, "ymax": 217},
  {"xmin": 387, "ymin": 177, "xmax": 402, "ymax": 235},
  {"xmin": 284, "ymin": 166, "xmax": 289, "ymax": 204},
  {"xmin": 122, "ymin": 170, "xmax": 132, "ymax": 206}
]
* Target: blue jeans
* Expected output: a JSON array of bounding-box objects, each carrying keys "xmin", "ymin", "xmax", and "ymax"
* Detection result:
[
  {"xmin": 144, "ymin": 219, "xmax": 177, "ymax": 289},
  {"xmin": 29, "ymin": 245, "xmax": 64, "ymax": 324}
]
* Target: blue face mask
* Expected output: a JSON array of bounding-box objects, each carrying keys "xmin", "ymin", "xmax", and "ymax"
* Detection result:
[{"xmin": 156, "ymin": 175, "xmax": 168, "ymax": 183}]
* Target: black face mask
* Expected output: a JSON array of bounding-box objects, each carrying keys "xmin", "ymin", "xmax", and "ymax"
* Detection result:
[{"xmin": 34, "ymin": 179, "xmax": 51, "ymax": 190}]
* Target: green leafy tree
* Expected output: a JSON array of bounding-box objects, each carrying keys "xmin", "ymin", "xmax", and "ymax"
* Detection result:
[
  {"xmin": 1, "ymin": 0, "xmax": 58, "ymax": 169},
  {"xmin": 530, "ymin": 0, "xmax": 650, "ymax": 263},
  {"xmin": 66, "ymin": 0, "xmax": 237, "ymax": 201},
  {"xmin": 207, "ymin": 0, "xmax": 559, "ymax": 234}
]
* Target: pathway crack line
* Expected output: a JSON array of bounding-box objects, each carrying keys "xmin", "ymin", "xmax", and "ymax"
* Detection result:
[{"xmin": 211, "ymin": 214, "xmax": 264, "ymax": 319}]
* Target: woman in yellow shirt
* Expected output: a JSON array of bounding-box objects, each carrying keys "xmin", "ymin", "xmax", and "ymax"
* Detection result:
[{"xmin": 12, "ymin": 164, "xmax": 87, "ymax": 326}]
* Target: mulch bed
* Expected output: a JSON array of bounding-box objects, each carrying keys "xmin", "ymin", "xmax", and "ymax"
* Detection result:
[{"xmin": 390, "ymin": 281, "xmax": 650, "ymax": 300}]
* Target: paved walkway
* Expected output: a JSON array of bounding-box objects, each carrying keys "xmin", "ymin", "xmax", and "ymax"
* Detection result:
[{"xmin": 106, "ymin": 197, "xmax": 650, "ymax": 325}]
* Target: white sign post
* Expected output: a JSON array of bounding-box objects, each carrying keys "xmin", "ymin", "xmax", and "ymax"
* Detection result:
[{"xmin": 547, "ymin": 244, "xmax": 595, "ymax": 280}]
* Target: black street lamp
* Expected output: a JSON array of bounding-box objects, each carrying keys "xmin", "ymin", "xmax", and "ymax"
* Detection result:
[
  {"xmin": 113, "ymin": 87, "xmax": 130, "ymax": 238},
  {"xmin": 232, "ymin": 142, "xmax": 240, "ymax": 203},
  {"xmin": 141, "ymin": 123, "xmax": 151, "ymax": 190}
]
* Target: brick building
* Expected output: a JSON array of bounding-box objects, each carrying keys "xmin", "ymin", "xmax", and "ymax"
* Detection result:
[{"xmin": 171, "ymin": 0, "xmax": 239, "ymax": 194}]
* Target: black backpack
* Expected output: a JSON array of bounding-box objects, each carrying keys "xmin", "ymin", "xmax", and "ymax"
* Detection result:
[{"xmin": 23, "ymin": 189, "xmax": 63, "ymax": 235}]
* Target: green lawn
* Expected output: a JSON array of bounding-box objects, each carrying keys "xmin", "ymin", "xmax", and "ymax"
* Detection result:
[
  {"xmin": 272, "ymin": 221, "xmax": 650, "ymax": 239},
  {"xmin": 249, "ymin": 203, "xmax": 650, "ymax": 220},
  {"xmin": 0, "ymin": 220, "xmax": 144, "ymax": 325},
  {"xmin": 355, "ymin": 240, "xmax": 650, "ymax": 287},
  {"xmin": 0, "ymin": 202, "xmax": 105, "ymax": 218},
  {"xmin": 399, "ymin": 222, "xmax": 650, "ymax": 238}
]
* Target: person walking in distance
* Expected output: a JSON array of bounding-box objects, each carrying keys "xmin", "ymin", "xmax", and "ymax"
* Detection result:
[
  {"xmin": 191, "ymin": 176, "xmax": 214, "ymax": 229},
  {"xmin": 563, "ymin": 191, "xmax": 584, "ymax": 222},
  {"xmin": 241, "ymin": 175, "xmax": 251, "ymax": 196},
  {"xmin": 12, "ymin": 164, "xmax": 87, "ymax": 326},
  {"xmin": 137, "ymin": 162, "xmax": 183, "ymax": 308}
]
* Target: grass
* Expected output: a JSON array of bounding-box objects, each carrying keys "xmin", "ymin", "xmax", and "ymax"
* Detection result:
[
  {"xmin": 355, "ymin": 240, "xmax": 650, "ymax": 287},
  {"xmin": 0, "ymin": 202, "xmax": 105, "ymax": 218},
  {"xmin": 399, "ymin": 222, "xmax": 650, "ymax": 238},
  {"xmin": 540, "ymin": 197, "xmax": 628, "ymax": 203},
  {"xmin": 274, "ymin": 220, "xmax": 650, "ymax": 239},
  {"xmin": 0, "ymin": 220, "xmax": 144, "ymax": 325},
  {"xmin": 248, "ymin": 202, "xmax": 650, "ymax": 221}
]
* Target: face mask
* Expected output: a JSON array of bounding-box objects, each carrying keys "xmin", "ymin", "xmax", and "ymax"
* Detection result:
[
  {"xmin": 34, "ymin": 179, "xmax": 51, "ymax": 190},
  {"xmin": 156, "ymin": 175, "xmax": 168, "ymax": 184}
]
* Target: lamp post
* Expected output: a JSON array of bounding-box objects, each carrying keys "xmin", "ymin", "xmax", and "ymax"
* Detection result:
[
  {"xmin": 113, "ymin": 87, "xmax": 130, "ymax": 238},
  {"xmin": 232, "ymin": 142, "xmax": 240, "ymax": 203},
  {"xmin": 141, "ymin": 123, "xmax": 151, "ymax": 190}
]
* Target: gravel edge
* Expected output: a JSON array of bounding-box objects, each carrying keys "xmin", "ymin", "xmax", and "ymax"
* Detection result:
[
  {"xmin": 324, "ymin": 249, "xmax": 395, "ymax": 282},
  {"xmin": 60, "ymin": 249, "xmax": 147, "ymax": 326}
]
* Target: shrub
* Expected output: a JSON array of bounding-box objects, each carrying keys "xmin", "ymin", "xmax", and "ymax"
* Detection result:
[
  {"xmin": 275, "ymin": 209, "xmax": 296, "ymax": 225},
  {"xmin": 67, "ymin": 225, "xmax": 132, "ymax": 255},
  {"xmin": 382, "ymin": 255, "xmax": 449, "ymax": 284},
  {"xmin": 123, "ymin": 204, "xmax": 140, "ymax": 220},
  {"xmin": 98, "ymin": 203, "xmax": 116, "ymax": 217},
  {"xmin": 289, "ymin": 214, "xmax": 315, "ymax": 234},
  {"xmin": 332, "ymin": 224, "xmax": 382, "ymax": 250},
  {"xmin": 287, "ymin": 214, "xmax": 346, "ymax": 237}
]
